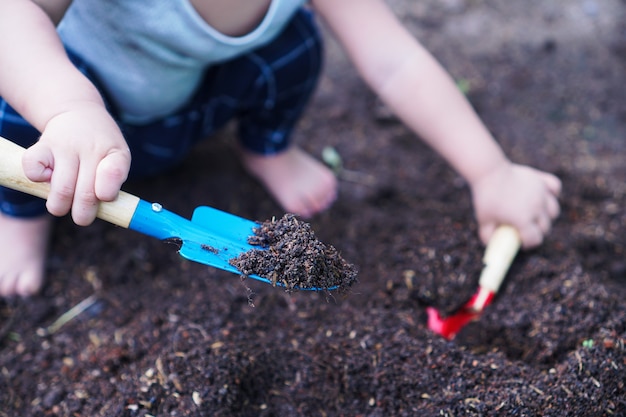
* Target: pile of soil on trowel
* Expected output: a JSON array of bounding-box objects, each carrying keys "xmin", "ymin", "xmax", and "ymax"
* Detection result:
[{"xmin": 229, "ymin": 214, "xmax": 358, "ymax": 292}]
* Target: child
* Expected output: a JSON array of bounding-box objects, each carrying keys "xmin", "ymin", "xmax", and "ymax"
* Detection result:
[{"xmin": 0, "ymin": 0, "xmax": 561, "ymax": 297}]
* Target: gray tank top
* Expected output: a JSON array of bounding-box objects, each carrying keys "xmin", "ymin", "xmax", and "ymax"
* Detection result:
[{"xmin": 58, "ymin": 0, "xmax": 307, "ymax": 124}]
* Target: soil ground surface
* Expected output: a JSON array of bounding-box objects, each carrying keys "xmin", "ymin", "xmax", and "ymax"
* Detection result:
[{"xmin": 1, "ymin": 0, "xmax": 625, "ymax": 416}]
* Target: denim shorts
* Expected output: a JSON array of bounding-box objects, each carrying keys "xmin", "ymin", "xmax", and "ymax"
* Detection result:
[{"xmin": 0, "ymin": 9, "xmax": 323, "ymax": 218}]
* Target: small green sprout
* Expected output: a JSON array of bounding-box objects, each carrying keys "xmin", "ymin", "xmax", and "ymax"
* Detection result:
[
  {"xmin": 322, "ymin": 146, "xmax": 343, "ymax": 172},
  {"xmin": 321, "ymin": 146, "xmax": 377, "ymax": 186},
  {"xmin": 456, "ymin": 79, "xmax": 471, "ymax": 96}
]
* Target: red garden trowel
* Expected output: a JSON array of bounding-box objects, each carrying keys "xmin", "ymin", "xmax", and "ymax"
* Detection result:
[
  {"xmin": 427, "ymin": 225, "xmax": 521, "ymax": 339},
  {"xmin": 0, "ymin": 135, "xmax": 328, "ymax": 290}
]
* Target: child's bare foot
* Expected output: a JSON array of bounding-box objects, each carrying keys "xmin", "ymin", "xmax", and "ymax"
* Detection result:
[
  {"xmin": 0, "ymin": 212, "xmax": 52, "ymax": 297},
  {"xmin": 240, "ymin": 147, "xmax": 338, "ymax": 218}
]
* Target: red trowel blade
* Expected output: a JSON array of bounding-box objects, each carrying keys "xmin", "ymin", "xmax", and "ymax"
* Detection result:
[
  {"xmin": 426, "ymin": 226, "xmax": 521, "ymax": 339},
  {"xmin": 426, "ymin": 287, "xmax": 495, "ymax": 339}
]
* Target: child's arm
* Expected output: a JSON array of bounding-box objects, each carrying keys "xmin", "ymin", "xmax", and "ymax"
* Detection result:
[
  {"xmin": 0, "ymin": 0, "xmax": 131, "ymax": 226},
  {"xmin": 312, "ymin": 0, "xmax": 561, "ymax": 248}
]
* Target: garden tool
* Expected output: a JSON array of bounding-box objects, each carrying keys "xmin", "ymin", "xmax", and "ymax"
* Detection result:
[
  {"xmin": 0, "ymin": 135, "xmax": 329, "ymax": 290},
  {"xmin": 426, "ymin": 225, "xmax": 521, "ymax": 339}
]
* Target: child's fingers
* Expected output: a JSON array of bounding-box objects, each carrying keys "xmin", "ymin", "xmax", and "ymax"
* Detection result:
[
  {"xmin": 71, "ymin": 160, "xmax": 100, "ymax": 226},
  {"xmin": 46, "ymin": 154, "xmax": 79, "ymax": 218},
  {"xmin": 546, "ymin": 193, "xmax": 560, "ymax": 220},
  {"xmin": 94, "ymin": 150, "xmax": 131, "ymax": 202},
  {"xmin": 518, "ymin": 224, "xmax": 544, "ymax": 250},
  {"xmin": 541, "ymin": 172, "xmax": 562, "ymax": 197},
  {"xmin": 21, "ymin": 143, "xmax": 54, "ymax": 183},
  {"xmin": 23, "ymin": 141, "xmax": 103, "ymax": 224},
  {"xmin": 520, "ymin": 200, "xmax": 557, "ymax": 248},
  {"xmin": 535, "ymin": 212, "xmax": 552, "ymax": 235},
  {"xmin": 23, "ymin": 142, "xmax": 81, "ymax": 218},
  {"xmin": 478, "ymin": 222, "xmax": 497, "ymax": 247},
  {"xmin": 72, "ymin": 149, "xmax": 130, "ymax": 225}
]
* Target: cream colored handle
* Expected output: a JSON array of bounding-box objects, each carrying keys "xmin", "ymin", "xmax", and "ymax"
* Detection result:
[
  {"xmin": 0, "ymin": 135, "xmax": 139, "ymax": 228},
  {"xmin": 478, "ymin": 225, "xmax": 521, "ymax": 293}
]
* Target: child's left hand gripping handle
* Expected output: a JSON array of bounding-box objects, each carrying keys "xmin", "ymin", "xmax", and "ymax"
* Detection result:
[{"xmin": 0, "ymin": 135, "xmax": 139, "ymax": 228}]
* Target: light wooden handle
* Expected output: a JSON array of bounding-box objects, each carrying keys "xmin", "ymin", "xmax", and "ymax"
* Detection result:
[
  {"xmin": 478, "ymin": 225, "xmax": 521, "ymax": 293},
  {"xmin": 0, "ymin": 135, "xmax": 139, "ymax": 228}
]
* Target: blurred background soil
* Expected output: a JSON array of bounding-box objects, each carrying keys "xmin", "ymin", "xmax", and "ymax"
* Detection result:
[{"xmin": 1, "ymin": 0, "xmax": 625, "ymax": 416}]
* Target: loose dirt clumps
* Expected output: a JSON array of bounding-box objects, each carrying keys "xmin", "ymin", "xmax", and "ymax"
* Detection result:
[
  {"xmin": 1, "ymin": 1, "xmax": 625, "ymax": 416},
  {"xmin": 229, "ymin": 214, "xmax": 358, "ymax": 291}
]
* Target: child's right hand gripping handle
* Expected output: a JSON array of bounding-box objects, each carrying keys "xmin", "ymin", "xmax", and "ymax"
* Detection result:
[
  {"xmin": 478, "ymin": 225, "xmax": 522, "ymax": 293},
  {"xmin": 0, "ymin": 135, "xmax": 140, "ymax": 229}
]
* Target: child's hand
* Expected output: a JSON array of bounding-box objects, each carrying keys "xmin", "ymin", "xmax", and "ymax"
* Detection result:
[
  {"xmin": 470, "ymin": 162, "xmax": 561, "ymax": 249},
  {"xmin": 21, "ymin": 103, "xmax": 131, "ymax": 226}
]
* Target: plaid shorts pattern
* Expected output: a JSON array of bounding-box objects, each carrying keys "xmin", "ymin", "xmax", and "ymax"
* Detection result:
[{"xmin": 0, "ymin": 9, "xmax": 322, "ymax": 217}]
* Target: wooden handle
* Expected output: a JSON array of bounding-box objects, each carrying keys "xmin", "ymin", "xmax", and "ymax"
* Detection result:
[
  {"xmin": 478, "ymin": 225, "xmax": 521, "ymax": 293},
  {"xmin": 0, "ymin": 135, "xmax": 139, "ymax": 228}
]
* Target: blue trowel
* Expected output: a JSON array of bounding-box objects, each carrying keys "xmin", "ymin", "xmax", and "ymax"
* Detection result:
[{"xmin": 0, "ymin": 135, "xmax": 326, "ymax": 290}]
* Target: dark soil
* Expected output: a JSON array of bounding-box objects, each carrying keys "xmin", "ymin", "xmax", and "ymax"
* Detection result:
[
  {"xmin": 1, "ymin": 1, "xmax": 625, "ymax": 416},
  {"xmin": 229, "ymin": 214, "xmax": 358, "ymax": 292}
]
